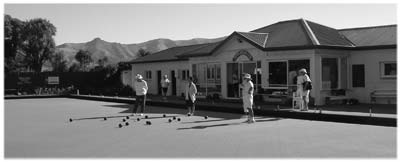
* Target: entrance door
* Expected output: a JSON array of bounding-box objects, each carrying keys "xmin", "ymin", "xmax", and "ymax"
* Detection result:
[
  {"xmin": 170, "ymin": 70, "xmax": 177, "ymax": 95},
  {"xmin": 157, "ymin": 70, "xmax": 162, "ymax": 95},
  {"xmin": 227, "ymin": 62, "xmax": 257, "ymax": 98}
]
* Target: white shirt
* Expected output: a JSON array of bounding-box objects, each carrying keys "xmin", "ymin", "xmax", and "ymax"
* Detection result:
[
  {"xmin": 161, "ymin": 79, "xmax": 170, "ymax": 88},
  {"xmin": 241, "ymin": 80, "xmax": 254, "ymax": 96},
  {"xmin": 134, "ymin": 80, "xmax": 148, "ymax": 96},
  {"xmin": 297, "ymin": 74, "xmax": 311, "ymax": 89}
]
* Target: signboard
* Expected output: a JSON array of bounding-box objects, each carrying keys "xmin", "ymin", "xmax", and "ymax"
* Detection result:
[
  {"xmin": 48, "ymin": 76, "xmax": 59, "ymax": 85},
  {"xmin": 17, "ymin": 77, "xmax": 32, "ymax": 85}
]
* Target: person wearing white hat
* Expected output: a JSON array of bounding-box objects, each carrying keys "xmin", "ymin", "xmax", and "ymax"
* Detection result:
[
  {"xmin": 297, "ymin": 68, "xmax": 312, "ymax": 111},
  {"xmin": 133, "ymin": 74, "xmax": 148, "ymax": 116},
  {"xmin": 239, "ymin": 73, "xmax": 255, "ymax": 123}
]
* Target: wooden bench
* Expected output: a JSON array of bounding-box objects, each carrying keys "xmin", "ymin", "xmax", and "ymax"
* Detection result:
[
  {"xmin": 370, "ymin": 90, "xmax": 396, "ymax": 104},
  {"xmin": 325, "ymin": 89, "xmax": 351, "ymax": 105}
]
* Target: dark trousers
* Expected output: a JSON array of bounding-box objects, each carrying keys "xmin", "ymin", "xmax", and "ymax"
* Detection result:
[
  {"xmin": 133, "ymin": 95, "xmax": 146, "ymax": 114},
  {"xmin": 186, "ymin": 98, "xmax": 196, "ymax": 114}
]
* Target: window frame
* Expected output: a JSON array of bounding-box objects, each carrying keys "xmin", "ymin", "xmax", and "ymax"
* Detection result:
[{"xmin": 380, "ymin": 61, "xmax": 396, "ymax": 79}]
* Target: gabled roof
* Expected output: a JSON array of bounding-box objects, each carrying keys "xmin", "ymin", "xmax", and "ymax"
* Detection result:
[
  {"xmin": 129, "ymin": 19, "xmax": 396, "ymax": 64},
  {"xmin": 339, "ymin": 25, "xmax": 396, "ymax": 46},
  {"xmin": 252, "ymin": 18, "xmax": 354, "ymax": 48},
  {"xmin": 128, "ymin": 43, "xmax": 210, "ymax": 64},
  {"xmin": 177, "ymin": 42, "xmax": 221, "ymax": 58}
]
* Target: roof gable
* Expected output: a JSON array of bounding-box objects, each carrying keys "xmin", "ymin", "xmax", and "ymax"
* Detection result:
[
  {"xmin": 305, "ymin": 20, "xmax": 354, "ymax": 47},
  {"xmin": 252, "ymin": 19, "xmax": 313, "ymax": 47}
]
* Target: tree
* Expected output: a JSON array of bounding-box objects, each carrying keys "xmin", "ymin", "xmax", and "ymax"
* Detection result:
[
  {"xmin": 49, "ymin": 51, "xmax": 68, "ymax": 72},
  {"xmin": 4, "ymin": 15, "xmax": 24, "ymax": 73},
  {"xmin": 74, "ymin": 50, "xmax": 93, "ymax": 71},
  {"xmin": 68, "ymin": 63, "xmax": 80, "ymax": 72},
  {"xmin": 21, "ymin": 18, "xmax": 57, "ymax": 72},
  {"xmin": 97, "ymin": 56, "xmax": 108, "ymax": 67},
  {"xmin": 137, "ymin": 48, "xmax": 151, "ymax": 57}
]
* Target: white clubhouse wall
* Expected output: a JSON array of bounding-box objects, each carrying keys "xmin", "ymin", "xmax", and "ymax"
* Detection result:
[
  {"xmin": 129, "ymin": 36, "xmax": 396, "ymax": 105},
  {"xmin": 131, "ymin": 61, "xmax": 190, "ymax": 96},
  {"xmin": 348, "ymin": 49, "xmax": 397, "ymax": 104}
]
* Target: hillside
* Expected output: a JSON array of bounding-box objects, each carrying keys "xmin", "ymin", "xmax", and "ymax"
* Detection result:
[{"xmin": 56, "ymin": 37, "xmax": 224, "ymax": 67}]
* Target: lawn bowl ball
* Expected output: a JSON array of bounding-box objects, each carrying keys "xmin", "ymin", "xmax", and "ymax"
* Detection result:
[
  {"xmin": 104, "ymin": 117, "xmax": 107, "ymax": 121},
  {"xmin": 177, "ymin": 118, "xmax": 181, "ymax": 121},
  {"xmin": 187, "ymin": 114, "xmax": 191, "ymax": 116},
  {"xmin": 168, "ymin": 119, "xmax": 172, "ymax": 123},
  {"xmin": 122, "ymin": 119, "xmax": 126, "ymax": 122},
  {"xmin": 145, "ymin": 115, "xmax": 148, "ymax": 119},
  {"xmin": 125, "ymin": 122, "xmax": 129, "ymax": 126},
  {"xmin": 204, "ymin": 116, "xmax": 208, "ymax": 119},
  {"xmin": 69, "ymin": 118, "xmax": 73, "ymax": 122},
  {"xmin": 163, "ymin": 114, "xmax": 166, "ymax": 118},
  {"xmin": 173, "ymin": 116, "xmax": 176, "ymax": 120},
  {"xmin": 137, "ymin": 118, "xmax": 140, "ymax": 121},
  {"xmin": 126, "ymin": 116, "xmax": 130, "ymax": 119},
  {"xmin": 118, "ymin": 124, "xmax": 122, "ymax": 128}
]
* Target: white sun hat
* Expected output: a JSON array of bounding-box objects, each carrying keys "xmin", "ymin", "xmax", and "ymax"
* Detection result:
[
  {"xmin": 136, "ymin": 74, "xmax": 143, "ymax": 79},
  {"xmin": 243, "ymin": 73, "xmax": 252, "ymax": 80},
  {"xmin": 299, "ymin": 68, "xmax": 307, "ymax": 74}
]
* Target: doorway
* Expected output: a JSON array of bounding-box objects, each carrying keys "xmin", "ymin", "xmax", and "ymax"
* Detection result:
[
  {"xmin": 227, "ymin": 62, "xmax": 257, "ymax": 98},
  {"xmin": 157, "ymin": 70, "xmax": 162, "ymax": 95},
  {"xmin": 170, "ymin": 70, "xmax": 177, "ymax": 96}
]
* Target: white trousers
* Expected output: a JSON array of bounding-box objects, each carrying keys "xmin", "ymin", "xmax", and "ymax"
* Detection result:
[{"xmin": 242, "ymin": 94, "xmax": 253, "ymax": 113}]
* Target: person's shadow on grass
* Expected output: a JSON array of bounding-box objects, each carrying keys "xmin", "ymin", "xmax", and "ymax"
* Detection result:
[{"xmin": 177, "ymin": 117, "xmax": 282, "ymax": 130}]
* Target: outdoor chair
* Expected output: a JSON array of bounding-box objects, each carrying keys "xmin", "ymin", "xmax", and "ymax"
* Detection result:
[{"xmin": 292, "ymin": 92, "xmax": 302, "ymax": 110}]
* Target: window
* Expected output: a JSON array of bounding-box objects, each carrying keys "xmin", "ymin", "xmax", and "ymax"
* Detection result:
[
  {"xmin": 380, "ymin": 62, "xmax": 396, "ymax": 78},
  {"xmin": 145, "ymin": 71, "xmax": 152, "ymax": 80},
  {"xmin": 268, "ymin": 61, "xmax": 287, "ymax": 87},
  {"xmin": 181, "ymin": 69, "xmax": 190, "ymax": 80},
  {"xmin": 321, "ymin": 58, "xmax": 338, "ymax": 89},
  {"xmin": 352, "ymin": 64, "xmax": 365, "ymax": 87},
  {"xmin": 193, "ymin": 63, "xmax": 221, "ymax": 96},
  {"xmin": 268, "ymin": 59, "xmax": 310, "ymax": 88}
]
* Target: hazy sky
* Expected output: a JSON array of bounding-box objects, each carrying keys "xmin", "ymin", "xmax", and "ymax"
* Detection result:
[{"xmin": 5, "ymin": 3, "xmax": 397, "ymax": 45}]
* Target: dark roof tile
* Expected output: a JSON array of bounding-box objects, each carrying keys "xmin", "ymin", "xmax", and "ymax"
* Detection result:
[{"xmin": 339, "ymin": 25, "xmax": 396, "ymax": 46}]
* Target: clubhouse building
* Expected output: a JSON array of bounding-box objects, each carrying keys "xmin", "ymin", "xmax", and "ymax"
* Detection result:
[{"xmin": 127, "ymin": 19, "xmax": 396, "ymax": 105}]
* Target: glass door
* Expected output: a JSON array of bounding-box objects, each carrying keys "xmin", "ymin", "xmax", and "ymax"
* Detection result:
[
  {"xmin": 227, "ymin": 63, "xmax": 239, "ymax": 98},
  {"xmin": 227, "ymin": 62, "xmax": 257, "ymax": 98},
  {"xmin": 239, "ymin": 62, "xmax": 257, "ymax": 97}
]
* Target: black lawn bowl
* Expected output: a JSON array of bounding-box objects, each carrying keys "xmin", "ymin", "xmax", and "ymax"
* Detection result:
[
  {"xmin": 168, "ymin": 119, "xmax": 172, "ymax": 123},
  {"xmin": 204, "ymin": 116, "xmax": 208, "ymax": 120},
  {"xmin": 137, "ymin": 118, "xmax": 140, "ymax": 121},
  {"xmin": 126, "ymin": 116, "xmax": 130, "ymax": 119},
  {"xmin": 163, "ymin": 114, "xmax": 166, "ymax": 118},
  {"xmin": 146, "ymin": 121, "xmax": 152, "ymax": 125},
  {"xmin": 125, "ymin": 122, "xmax": 129, "ymax": 126},
  {"xmin": 173, "ymin": 116, "xmax": 176, "ymax": 120},
  {"xmin": 145, "ymin": 115, "xmax": 148, "ymax": 119},
  {"xmin": 187, "ymin": 114, "xmax": 191, "ymax": 116},
  {"xmin": 104, "ymin": 117, "xmax": 107, "ymax": 121},
  {"xmin": 122, "ymin": 119, "xmax": 126, "ymax": 122},
  {"xmin": 69, "ymin": 118, "xmax": 73, "ymax": 122},
  {"xmin": 177, "ymin": 118, "xmax": 181, "ymax": 121},
  {"xmin": 118, "ymin": 124, "xmax": 123, "ymax": 128}
]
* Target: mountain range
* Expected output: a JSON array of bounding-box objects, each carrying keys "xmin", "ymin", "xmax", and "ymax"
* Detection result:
[{"xmin": 56, "ymin": 37, "xmax": 224, "ymax": 67}]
